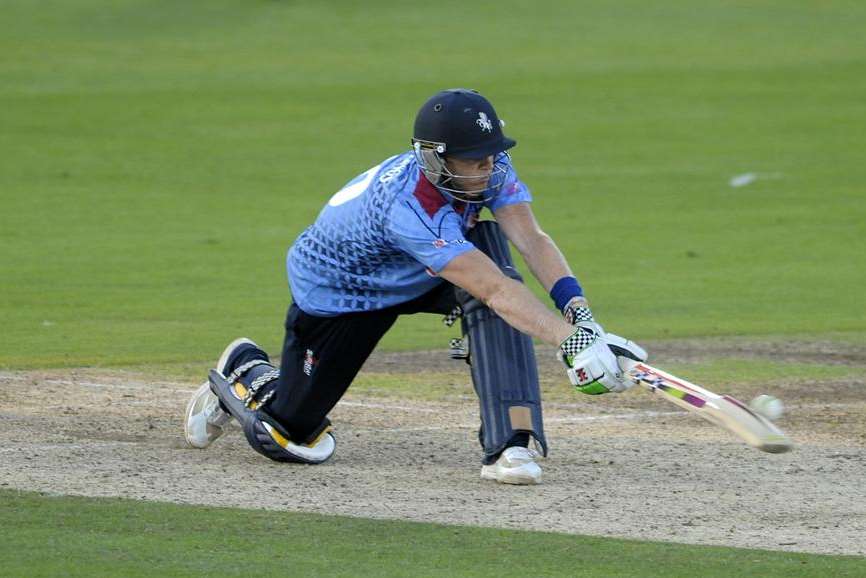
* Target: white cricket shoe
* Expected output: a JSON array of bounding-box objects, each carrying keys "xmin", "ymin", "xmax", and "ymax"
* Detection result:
[
  {"xmin": 184, "ymin": 337, "xmax": 256, "ymax": 449},
  {"xmin": 184, "ymin": 381, "xmax": 233, "ymax": 448},
  {"xmin": 480, "ymin": 446, "xmax": 542, "ymax": 485}
]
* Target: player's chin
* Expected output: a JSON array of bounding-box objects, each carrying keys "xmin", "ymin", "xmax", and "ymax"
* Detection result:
[{"xmin": 458, "ymin": 179, "xmax": 490, "ymax": 194}]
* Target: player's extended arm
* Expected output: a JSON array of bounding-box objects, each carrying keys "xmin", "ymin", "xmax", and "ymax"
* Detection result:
[
  {"xmin": 440, "ymin": 250, "xmax": 643, "ymax": 394},
  {"xmin": 493, "ymin": 202, "xmax": 572, "ymax": 292},
  {"xmin": 439, "ymin": 249, "xmax": 574, "ymax": 347},
  {"xmin": 492, "ymin": 202, "xmax": 648, "ymax": 393}
]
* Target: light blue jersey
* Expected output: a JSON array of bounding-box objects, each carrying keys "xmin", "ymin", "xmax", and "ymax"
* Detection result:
[{"xmin": 287, "ymin": 152, "xmax": 532, "ymax": 316}]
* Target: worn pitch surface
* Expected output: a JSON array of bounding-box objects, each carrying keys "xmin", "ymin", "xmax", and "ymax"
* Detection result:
[{"xmin": 1, "ymin": 341, "xmax": 864, "ymax": 556}]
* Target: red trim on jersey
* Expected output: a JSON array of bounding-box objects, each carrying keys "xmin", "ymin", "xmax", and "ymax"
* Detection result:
[{"xmin": 413, "ymin": 171, "xmax": 447, "ymax": 218}]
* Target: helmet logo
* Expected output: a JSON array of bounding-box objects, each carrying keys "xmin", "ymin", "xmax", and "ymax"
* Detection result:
[{"xmin": 476, "ymin": 111, "xmax": 493, "ymax": 133}]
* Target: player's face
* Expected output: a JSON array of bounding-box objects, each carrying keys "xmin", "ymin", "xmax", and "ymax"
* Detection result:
[{"xmin": 444, "ymin": 156, "xmax": 495, "ymax": 195}]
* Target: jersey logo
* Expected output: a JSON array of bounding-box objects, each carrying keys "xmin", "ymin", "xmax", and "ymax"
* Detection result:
[
  {"xmin": 476, "ymin": 112, "xmax": 493, "ymax": 133},
  {"xmin": 433, "ymin": 238, "xmax": 467, "ymax": 249}
]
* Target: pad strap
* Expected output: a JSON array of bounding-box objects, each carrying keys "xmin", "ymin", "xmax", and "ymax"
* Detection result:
[
  {"xmin": 225, "ymin": 359, "xmax": 270, "ymax": 383},
  {"xmin": 223, "ymin": 359, "xmax": 279, "ymax": 410},
  {"xmin": 442, "ymin": 305, "xmax": 463, "ymax": 327}
]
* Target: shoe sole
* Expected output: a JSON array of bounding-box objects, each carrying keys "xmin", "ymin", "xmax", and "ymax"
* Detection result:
[
  {"xmin": 480, "ymin": 464, "xmax": 542, "ymax": 485},
  {"xmin": 184, "ymin": 381, "xmax": 215, "ymax": 448}
]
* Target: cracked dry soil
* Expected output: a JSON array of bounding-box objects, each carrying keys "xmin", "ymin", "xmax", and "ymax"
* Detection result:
[{"xmin": 1, "ymin": 339, "xmax": 864, "ymax": 556}]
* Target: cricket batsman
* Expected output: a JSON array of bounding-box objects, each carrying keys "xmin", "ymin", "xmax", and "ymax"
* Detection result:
[{"xmin": 184, "ymin": 88, "xmax": 647, "ymax": 484}]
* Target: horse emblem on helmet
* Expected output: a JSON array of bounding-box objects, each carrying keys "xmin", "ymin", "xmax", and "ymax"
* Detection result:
[{"xmin": 476, "ymin": 111, "xmax": 493, "ymax": 133}]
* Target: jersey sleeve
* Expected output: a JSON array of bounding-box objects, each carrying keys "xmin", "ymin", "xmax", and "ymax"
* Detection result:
[
  {"xmin": 387, "ymin": 199, "xmax": 476, "ymax": 274},
  {"xmin": 485, "ymin": 160, "xmax": 532, "ymax": 212}
]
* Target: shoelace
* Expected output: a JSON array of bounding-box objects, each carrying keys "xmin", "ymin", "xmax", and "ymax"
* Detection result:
[{"xmin": 505, "ymin": 447, "xmax": 540, "ymax": 461}]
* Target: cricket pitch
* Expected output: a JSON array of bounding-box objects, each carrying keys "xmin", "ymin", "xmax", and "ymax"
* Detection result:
[{"xmin": 1, "ymin": 339, "xmax": 864, "ymax": 556}]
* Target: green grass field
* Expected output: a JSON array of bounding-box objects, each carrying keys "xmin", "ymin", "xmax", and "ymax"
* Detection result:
[
  {"xmin": 2, "ymin": 490, "xmax": 864, "ymax": 578},
  {"xmin": 2, "ymin": 0, "xmax": 864, "ymax": 367},
  {"xmin": 1, "ymin": 1, "xmax": 865, "ymax": 575}
]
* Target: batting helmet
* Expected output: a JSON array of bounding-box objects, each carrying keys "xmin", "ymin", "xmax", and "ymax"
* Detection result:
[{"xmin": 411, "ymin": 88, "xmax": 516, "ymax": 202}]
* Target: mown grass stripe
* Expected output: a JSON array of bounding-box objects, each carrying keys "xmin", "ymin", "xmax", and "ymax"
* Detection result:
[{"xmin": 1, "ymin": 490, "xmax": 863, "ymax": 578}]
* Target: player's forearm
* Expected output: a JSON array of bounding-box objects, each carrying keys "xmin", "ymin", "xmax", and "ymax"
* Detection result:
[
  {"xmin": 517, "ymin": 232, "xmax": 573, "ymax": 293},
  {"xmin": 484, "ymin": 277, "xmax": 574, "ymax": 346}
]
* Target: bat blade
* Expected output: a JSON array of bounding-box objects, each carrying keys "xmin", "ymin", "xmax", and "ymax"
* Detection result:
[{"xmin": 620, "ymin": 359, "xmax": 793, "ymax": 453}]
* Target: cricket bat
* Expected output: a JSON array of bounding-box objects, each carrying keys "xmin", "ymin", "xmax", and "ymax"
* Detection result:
[{"xmin": 619, "ymin": 359, "xmax": 793, "ymax": 453}]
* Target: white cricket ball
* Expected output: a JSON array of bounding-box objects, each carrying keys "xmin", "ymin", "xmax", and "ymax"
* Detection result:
[{"xmin": 749, "ymin": 394, "xmax": 784, "ymax": 421}]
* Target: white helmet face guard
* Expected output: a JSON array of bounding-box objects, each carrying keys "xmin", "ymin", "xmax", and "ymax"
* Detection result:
[{"xmin": 412, "ymin": 140, "xmax": 510, "ymax": 204}]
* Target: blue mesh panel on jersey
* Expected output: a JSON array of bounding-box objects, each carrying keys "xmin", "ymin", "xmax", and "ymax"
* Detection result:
[{"xmin": 287, "ymin": 152, "xmax": 532, "ymax": 316}]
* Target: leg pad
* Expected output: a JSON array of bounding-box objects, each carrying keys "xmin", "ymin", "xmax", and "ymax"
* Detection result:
[
  {"xmin": 209, "ymin": 369, "xmax": 335, "ymax": 464},
  {"xmin": 458, "ymin": 221, "xmax": 548, "ymax": 460}
]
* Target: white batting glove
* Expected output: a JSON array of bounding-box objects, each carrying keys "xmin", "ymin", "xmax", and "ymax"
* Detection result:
[
  {"xmin": 559, "ymin": 332, "xmax": 648, "ymax": 394},
  {"xmin": 557, "ymin": 297, "xmax": 648, "ymax": 394},
  {"xmin": 559, "ymin": 328, "xmax": 629, "ymax": 394},
  {"xmin": 562, "ymin": 296, "xmax": 595, "ymax": 324},
  {"xmin": 561, "ymin": 296, "xmax": 608, "ymax": 352},
  {"xmin": 605, "ymin": 333, "xmax": 648, "ymax": 366}
]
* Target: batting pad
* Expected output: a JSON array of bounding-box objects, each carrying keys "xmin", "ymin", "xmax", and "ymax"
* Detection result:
[
  {"xmin": 208, "ymin": 369, "xmax": 334, "ymax": 464},
  {"xmin": 458, "ymin": 221, "xmax": 548, "ymax": 460}
]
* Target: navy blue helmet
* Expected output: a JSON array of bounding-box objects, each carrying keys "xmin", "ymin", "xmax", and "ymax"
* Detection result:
[{"xmin": 412, "ymin": 89, "xmax": 516, "ymax": 202}]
